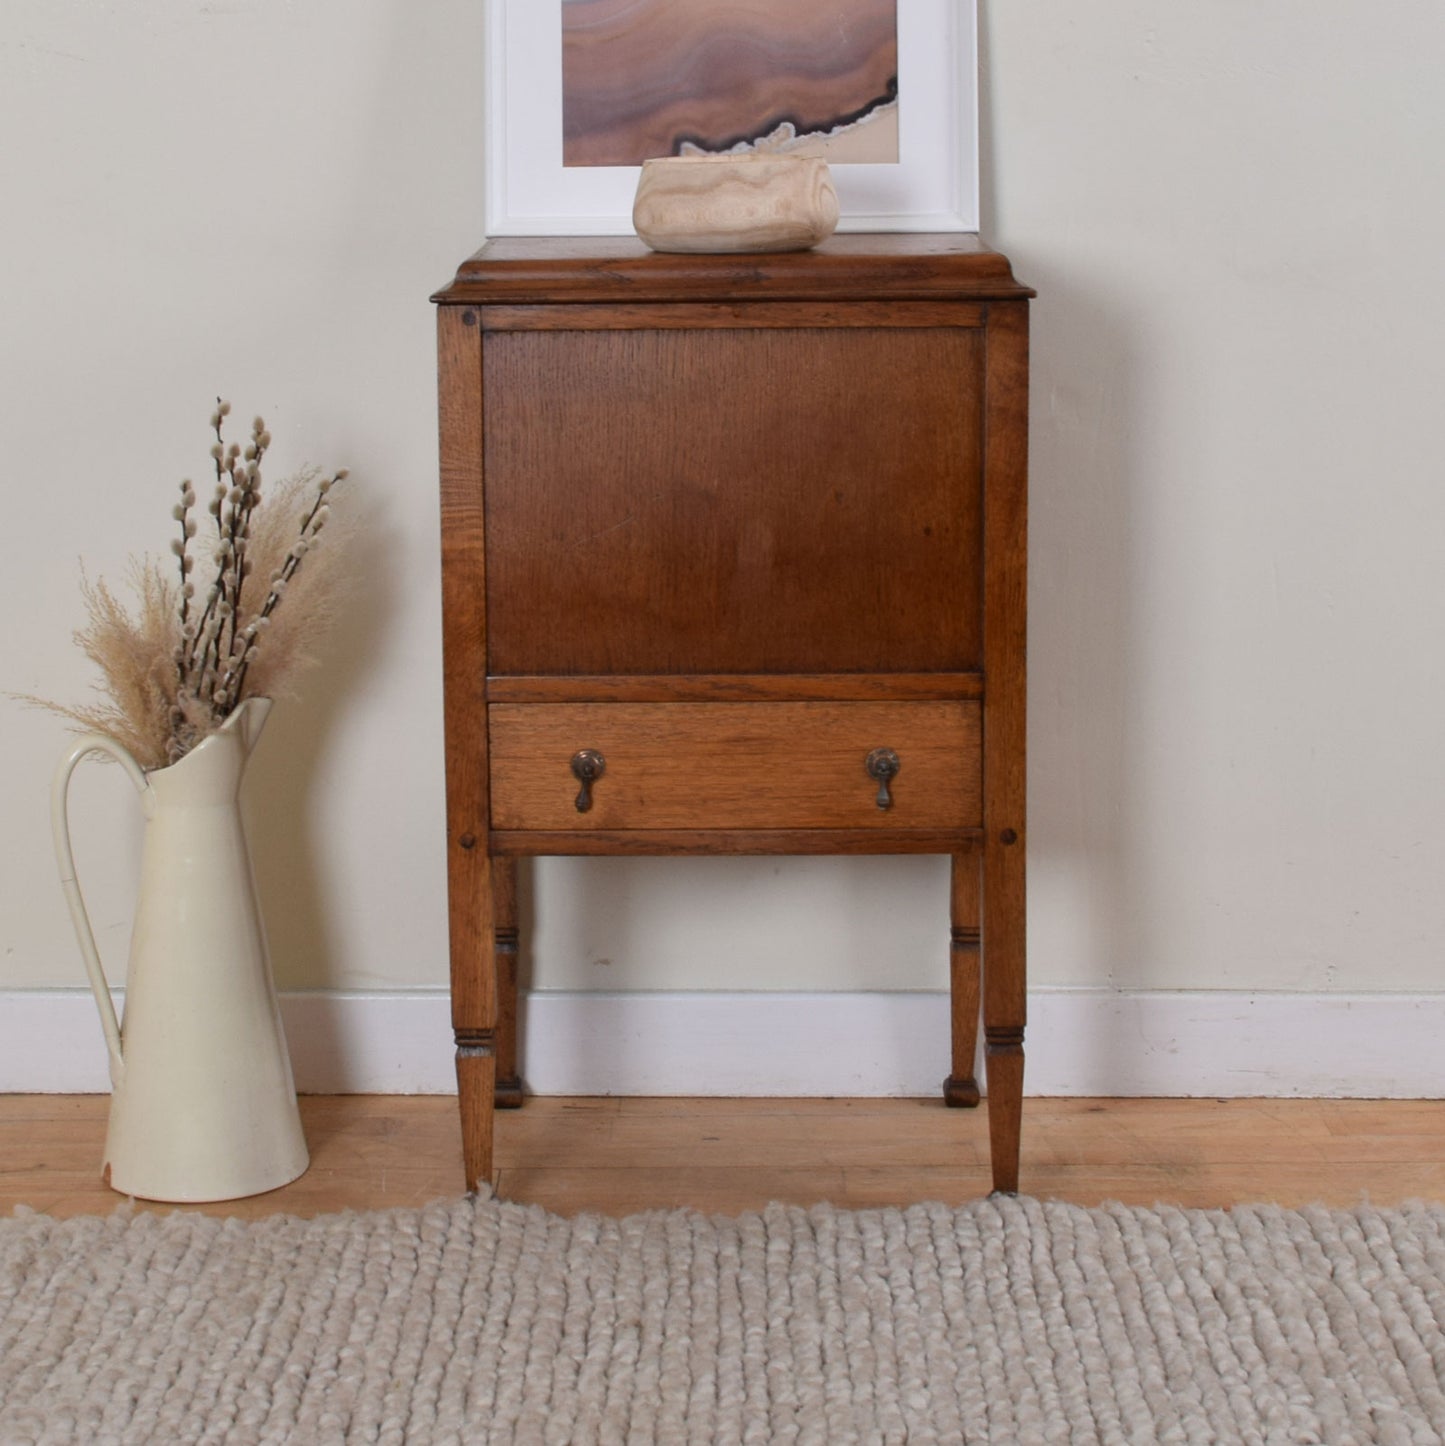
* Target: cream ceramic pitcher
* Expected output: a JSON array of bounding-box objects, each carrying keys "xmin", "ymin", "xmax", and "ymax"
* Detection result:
[{"xmin": 51, "ymin": 696, "xmax": 308, "ymax": 1202}]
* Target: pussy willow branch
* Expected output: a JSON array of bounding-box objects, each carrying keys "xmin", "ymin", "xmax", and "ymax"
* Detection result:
[
  {"xmin": 179, "ymin": 400, "xmax": 232, "ymax": 685},
  {"xmin": 223, "ymin": 416, "xmax": 269, "ymax": 675}
]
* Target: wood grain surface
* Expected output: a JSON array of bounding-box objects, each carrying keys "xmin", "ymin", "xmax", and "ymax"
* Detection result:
[
  {"xmin": 980, "ymin": 299, "xmax": 1031, "ymax": 1193},
  {"xmin": 485, "ymin": 673, "xmax": 984, "ymax": 704},
  {"xmin": 434, "ymin": 234, "xmax": 1034, "ymax": 307},
  {"xmin": 488, "ymin": 701, "xmax": 981, "ymax": 832},
  {"xmin": 478, "ymin": 301, "xmax": 983, "ymax": 332},
  {"xmin": 482, "ymin": 320, "xmax": 984, "ymax": 676},
  {"xmin": 7, "ymin": 1095, "xmax": 1442, "ymax": 1222}
]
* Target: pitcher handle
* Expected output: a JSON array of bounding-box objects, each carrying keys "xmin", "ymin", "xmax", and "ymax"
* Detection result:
[{"xmin": 50, "ymin": 735, "xmax": 151, "ymax": 1087}]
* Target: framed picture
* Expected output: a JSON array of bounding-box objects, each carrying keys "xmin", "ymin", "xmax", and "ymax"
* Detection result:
[{"xmin": 485, "ymin": 0, "xmax": 979, "ymax": 236}]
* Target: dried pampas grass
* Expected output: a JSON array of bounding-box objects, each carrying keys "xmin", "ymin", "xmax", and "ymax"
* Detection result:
[
  {"xmin": 37, "ymin": 562, "xmax": 181, "ymax": 771},
  {"xmin": 232, "ymin": 467, "xmax": 351, "ymax": 709},
  {"xmin": 23, "ymin": 402, "xmax": 350, "ymax": 770}
]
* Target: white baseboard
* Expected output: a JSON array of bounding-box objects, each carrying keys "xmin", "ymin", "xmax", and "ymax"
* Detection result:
[{"xmin": 3, "ymin": 987, "xmax": 1442, "ymax": 1098}]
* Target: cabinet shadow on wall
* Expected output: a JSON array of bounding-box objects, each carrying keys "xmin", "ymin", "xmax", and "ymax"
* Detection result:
[{"xmin": 976, "ymin": 1, "xmax": 1143, "ymax": 1093}]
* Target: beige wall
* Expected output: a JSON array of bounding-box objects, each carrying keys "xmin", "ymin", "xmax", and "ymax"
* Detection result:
[{"xmin": 3, "ymin": 1, "xmax": 1443, "ymax": 1006}]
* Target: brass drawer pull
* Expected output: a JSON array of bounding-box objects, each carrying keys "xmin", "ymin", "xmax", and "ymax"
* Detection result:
[
  {"xmin": 570, "ymin": 749, "xmax": 606, "ymax": 812},
  {"xmin": 865, "ymin": 747, "xmax": 900, "ymax": 809}
]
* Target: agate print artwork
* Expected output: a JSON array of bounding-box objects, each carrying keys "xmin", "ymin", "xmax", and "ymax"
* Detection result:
[{"xmin": 562, "ymin": 0, "xmax": 900, "ymax": 167}]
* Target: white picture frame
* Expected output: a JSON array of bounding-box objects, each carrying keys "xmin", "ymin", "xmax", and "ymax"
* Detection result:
[{"xmin": 485, "ymin": 1, "xmax": 979, "ymax": 236}]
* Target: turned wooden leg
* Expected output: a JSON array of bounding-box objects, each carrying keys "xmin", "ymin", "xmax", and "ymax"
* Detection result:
[
  {"xmin": 982, "ymin": 825, "xmax": 1026, "ymax": 1195},
  {"xmin": 984, "ymin": 1024, "xmax": 1025, "ymax": 1194},
  {"xmin": 944, "ymin": 850, "xmax": 983, "ymax": 1107},
  {"xmin": 493, "ymin": 858, "xmax": 524, "ymax": 1109},
  {"xmin": 455, "ymin": 1034, "xmax": 496, "ymax": 1194},
  {"xmin": 450, "ymin": 834, "xmax": 497, "ymax": 1195}
]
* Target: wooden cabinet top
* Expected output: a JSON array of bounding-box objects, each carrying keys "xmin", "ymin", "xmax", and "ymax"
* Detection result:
[{"xmin": 432, "ymin": 233, "xmax": 1033, "ymax": 306}]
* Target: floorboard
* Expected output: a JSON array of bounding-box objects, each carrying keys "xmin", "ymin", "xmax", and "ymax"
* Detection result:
[{"xmin": 2, "ymin": 1095, "xmax": 1441, "ymax": 1221}]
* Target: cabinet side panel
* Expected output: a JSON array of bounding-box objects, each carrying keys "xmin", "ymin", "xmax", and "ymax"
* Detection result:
[{"xmin": 483, "ymin": 321, "xmax": 984, "ymax": 675}]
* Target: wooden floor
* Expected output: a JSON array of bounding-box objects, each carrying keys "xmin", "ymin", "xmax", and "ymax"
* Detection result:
[{"xmin": 3, "ymin": 1094, "xmax": 1442, "ymax": 1222}]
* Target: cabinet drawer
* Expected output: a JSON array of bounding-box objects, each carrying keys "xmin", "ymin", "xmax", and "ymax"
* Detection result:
[{"xmin": 488, "ymin": 701, "xmax": 981, "ymax": 832}]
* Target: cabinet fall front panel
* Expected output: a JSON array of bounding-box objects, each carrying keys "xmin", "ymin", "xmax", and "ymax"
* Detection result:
[{"xmin": 481, "ymin": 313, "xmax": 985, "ymax": 677}]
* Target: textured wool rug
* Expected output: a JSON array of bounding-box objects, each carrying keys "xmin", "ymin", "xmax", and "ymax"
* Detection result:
[{"xmin": 3, "ymin": 1194, "xmax": 1444, "ymax": 1444}]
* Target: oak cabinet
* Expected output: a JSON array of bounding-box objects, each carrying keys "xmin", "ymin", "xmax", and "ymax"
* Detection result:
[{"xmin": 434, "ymin": 234, "xmax": 1032, "ymax": 1194}]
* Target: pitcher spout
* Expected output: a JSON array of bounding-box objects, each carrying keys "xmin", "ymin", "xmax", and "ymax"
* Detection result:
[
  {"xmin": 149, "ymin": 697, "xmax": 272, "ymax": 806},
  {"xmin": 223, "ymin": 695, "xmax": 273, "ymax": 758}
]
